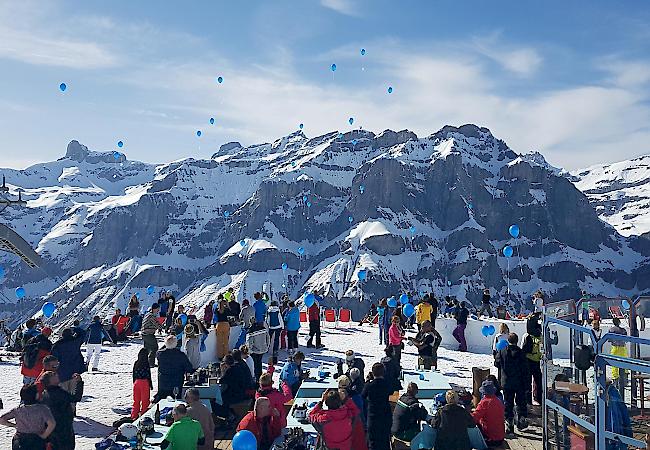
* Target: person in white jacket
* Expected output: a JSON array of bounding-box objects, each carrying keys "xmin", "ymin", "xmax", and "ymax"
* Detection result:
[
  {"xmin": 266, "ymin": 301, "xmax": 285, "ymax": 357},
  {"xmin": 492, "ymin": 322, "xmax": 510, "ymax": 355}
]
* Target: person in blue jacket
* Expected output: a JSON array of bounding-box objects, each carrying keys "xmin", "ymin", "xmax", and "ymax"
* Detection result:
[
  {"xmin": 377, "ymin": 298, "xmax": 390, "ymax": 345},
  {"xmin": 253, "ymin": 292, "xmax": 268, "ymax": 324},
  {"xmin": 85, "ymin": 316, "xmax": 113, "ymax": 372},
  {"xmin": 284, "ymin": 301, "xmax": 301, "ymax": 356},
  {"xmin": 280, "ymin": 351, "xmax": 305, "ymax": 397}
]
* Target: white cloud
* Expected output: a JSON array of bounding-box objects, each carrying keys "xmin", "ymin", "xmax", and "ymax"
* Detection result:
[
  {"xmin": 320, "ymin": 0, "xmax": 359, "ymax": 16},
  {"xmin": 0, "ymin": 25, "xmax": 119, "ymax": 69},
  {"xmin": 472, "ymin": 35, "xmax": 542, "ymax": 76}
]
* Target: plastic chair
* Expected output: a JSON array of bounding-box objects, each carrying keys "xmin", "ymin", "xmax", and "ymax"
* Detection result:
[
  {"xmin": 324, "ymin": 309, "xmax": 337, "ymax": 327},
  {"xmin": 338, "ymin": 308, "xmax": 352, "ymax": 328}
]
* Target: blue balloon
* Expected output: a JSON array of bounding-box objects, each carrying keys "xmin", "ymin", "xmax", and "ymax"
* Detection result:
[
  {"xmin": 358, "ymin": 269, "xmax": 367, "ymax": 281},
  {"xmin": 331, "ymin": 63, "xmax": 337, "ymax": 72},
  {"xmin": 196, "ymin": 130, "xmax": 202, "ymax": 137},
  {"xmin": 303, "ymin": 195, "xmax": 308, "ymax": 202},
  {"xmin": 42, "ymin": 302, "xmax": 56, "ymax": 318},
  {"xmin": 240, "ymin": 239, "xmax": 247, "ymax": 247},
  {"xmin": 337, "ymin": 133, "xmax": 344, "ymax": 139},
  {"xmin": 399, "ymin": 293, "xmax": 409, "ymax": 305},
  {"xmin": 468, "ymin": 203, "xmax": 473, "ymax": 210},
  {"xmin": 59, "ymin": 83, "xmax": 67, "ymax": 92},
  {"xmin": 210, "ymin": 117, "xmax": 215, "ymax": 125},
  {"xmin": 0, "ymin": 265, "xmax": 4, "ymax": 277},
  {"xmin": 224, "ymin": 211, "xmax": 230, "ymax": 218},
  {"xmin": 15, "ymin": 287, "xmax": 25, "ymax": 299},
  {"xmin": 509, "ymin": 224, "xmax": 520, "ymax": 238},
  {"xmin": 147, "ymin": 285, "xmax": 155, "ymax": 295},
  {"xmin": 481, "ymin": 325, "xmax": 490, "ymax": 337},
  {"xmin": 348, "ymin": 117, "xmax": 354, "ymax": 125},
  {"xmin": 360, "ymin": 48, "xmax": 366, "ymax": 56},
  {"xmin": 117, "ymin": 141, "xmax": 124, "ymax": 148},
  {"xmin": 135, "ymin": 292, "xmax": 141, "ymax": 299},
  {"xmin": 496, "ymin": 339, "xmax": 508, "ymax": 351},
  {"xmin": 217, "ymin": 76, "xmax": 224, "ymax": 84},
  {"xmin": 306, "ymin": 201, "xmax": 311, "ymax": 207},
  {"xmin": 113, "ymin": 151, "xmax": 121, "ymax": 160},
  {"xmin": 298, "ymin": 246, "xmax": 305, "ymax": 255},
  {"xmin": 387, "ymin": 86, "xmax": 393, "ymax": 94},
  {"xmin": 447, "ymin": 280, "xmax": 452, "ymax": 287},
  {"xmin": 348, "ymin": 216, "xmax": 353, "ymax": 223},
  {"xmin": 232, "ymin": 430, "xmax": 257, "ymax": 450},
  {"xmin": 503, "ymin": 245, "xmax": 514, "ymax": 258},
  {"xmin": 409, "ymin": 225, "xmax": 416, "ymax": 234},
  {"xmin": 351, "ymin": 139, "xmax": 357, "ymax": 145},
  {"xmin": 299, "ymin": 123, "xmax": 304, "ymax": 130},
  {"xmin": 291, "ymin": 161, "xmax": 296, "ymax": 167},
  {"xmin": 403, "ymin": 303, "xmax": 415, "ymax": 318},
  {"xmin": 359, "ymin": 185, "xmax": 365, "ymax": 193},
  {"xmin": 180, "ymin": 313, "xmax": 188, "ymax": 327},
  {"xmin": 281, "ymin": 262, "xmax": 288, "ymax": 271},
  {"xmin": 304, "ymin": 293, "xmax": 316, "ymax": 308},
  {"xmin": 622, "ymin": 299, "xmax": 630, "ymax": 310},
  {"xmin": 387, "ymin": 297, "xmax": 397, "ymax": 308},
  {"xmin": 488, "ymin": 325, "xmax": 496, "ymax": 335}
]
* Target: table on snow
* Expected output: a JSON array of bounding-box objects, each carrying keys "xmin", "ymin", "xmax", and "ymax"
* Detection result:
[
  {"xmin": 285, "ymin": 369, "xmax": 340, "ymax": 433},
  {"xmin": 400, "ymin": 369, "xmax": 452, "ymax": 418},
  {"xmin": 132, "ymin": 398, "xmax": 183, "ymax": 448}
]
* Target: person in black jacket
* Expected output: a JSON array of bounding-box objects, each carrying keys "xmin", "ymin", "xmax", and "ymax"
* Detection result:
[
  {"xmin": 40, "ymin": 370, "xmax": 83, "ymax": 450},
  {"xmin": 51, "ymin": 327, "xmax": 86, "ymax": 408},
  {"xmin": 362, "ymin": 363, "xmax": 393, "ymax": 450},
  {"xmin": 231, "ymin": 349, "xmax": 254, "ymax": 392},
  {"xmin": 494, "ymin": 332, "xmax": 529, "ymax": 433},
  {"xmin": 428, "ymin": 295, "xmax": 438, "ymax": 329},
  {"xmin": 380, "ymin": 346, "xmax": 402, "ymax": 393},
  {"xmin": 154, "ymin": 335, "xmax": 194, "ymax": 402},
  {"xmin": 336, "ymin": 350, "xmax": 365, "ymax": 390},
  {"xmin": 452, "ymin": 302, "xmax": 469, "ymax": 352},
  {"xmin": 391, "ymin": 382, "xmax": 428, "ymax": 441},
  {"xmin": 215, "ymin": 355, "xmax": 247, "ymax": 423},
  {"xmin": 433, "ymin": 390, "xmax": 475, "ymax": 450},
  {"xmin": 521, "ymin": 313, "xmax": 543, "ymax": 405}
]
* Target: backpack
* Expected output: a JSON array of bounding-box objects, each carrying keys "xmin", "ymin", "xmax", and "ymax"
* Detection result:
[
  {"xmin": 269, "ymin": 311, "xmax": 280, "ymax": 328},
  {"xmin": 526, "ymin": 336, "xmax": 542, "ymax": 362},
  {"xmin": 21, "ymin": 340, "xmax": 40, "ymax": 369}
]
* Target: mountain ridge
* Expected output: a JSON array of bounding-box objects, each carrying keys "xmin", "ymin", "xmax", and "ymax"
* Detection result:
[{"xmin": 1, "ymin": 124, "xmax": 649, "ymax": 327}]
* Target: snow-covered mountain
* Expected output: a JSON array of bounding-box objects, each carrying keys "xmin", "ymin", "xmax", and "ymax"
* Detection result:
[
  {"xmin": 2, "ymin": 124, "xmax": 650, "ymax": 327},
  {"xmin": 570, "ymin": 156, "xmax": 650, "ymax": 238}
]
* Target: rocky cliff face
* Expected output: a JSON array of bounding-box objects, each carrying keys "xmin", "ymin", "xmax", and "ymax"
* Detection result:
[{"xmin": 1, "ymin": 125, "xmax": 649, "ymax": 326}]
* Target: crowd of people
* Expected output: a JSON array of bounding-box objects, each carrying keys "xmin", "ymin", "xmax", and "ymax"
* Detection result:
[{"xmin": 3, "ymin": 285, "xmax": 629, "ymax": 450}]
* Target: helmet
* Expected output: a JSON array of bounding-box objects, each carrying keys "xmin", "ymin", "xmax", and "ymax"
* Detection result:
[
  {"xmin": 139, "ymin": 417, "xmax": 155, "ymax": 435},
  {"xmin": 118, "ymin": 423, "xmax": 138, "ymax": 440}
]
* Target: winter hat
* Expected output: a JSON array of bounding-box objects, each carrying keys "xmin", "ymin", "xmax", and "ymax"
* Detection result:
[
  {"xmin": 164, "ymin": 335, "xmax": 177, "ymax": 349},
  {"xmin": 479, "ymin": 380, "xmax": 496, "ymax": 396},
  {"xmin": 41, "ymin": 327, "xmax": 52, "ymax": 337},
  {"xmin": 337, "ymin": 375, "xmax": 351, "ymax": 389},
  {"xmin": 349, "ymin": 367, "xmax": 361, "ymax": 381}
]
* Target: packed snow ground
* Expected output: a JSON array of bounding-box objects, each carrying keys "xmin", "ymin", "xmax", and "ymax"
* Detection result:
[{"xmin": 0, "ymin": 324, "xmax": 495, "ymax": 449}]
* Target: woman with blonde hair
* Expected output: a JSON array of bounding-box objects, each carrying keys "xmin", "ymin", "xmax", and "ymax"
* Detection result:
[
  {"xmin": 213, "ymin": 299, "xmax": 231, "ymax": 359},
  {"xmin": 492, "ymin": 322, "xmax": 510, "ymax": 354}
]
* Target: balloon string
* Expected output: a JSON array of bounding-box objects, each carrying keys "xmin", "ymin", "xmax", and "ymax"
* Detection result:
[{"xmin": 515, "ymin": 238, "xmax": 523, "ymax": 275}]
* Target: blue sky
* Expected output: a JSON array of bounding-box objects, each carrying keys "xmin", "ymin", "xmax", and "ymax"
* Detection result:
[{"xmin": 1, "ymin": 0, "xmax": 649, "ymax": 170}]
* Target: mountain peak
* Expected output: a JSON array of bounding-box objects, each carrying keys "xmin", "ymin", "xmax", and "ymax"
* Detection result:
[{"xmin": 65, "ymin": 140, "xmax": 90, "ymax": 161}]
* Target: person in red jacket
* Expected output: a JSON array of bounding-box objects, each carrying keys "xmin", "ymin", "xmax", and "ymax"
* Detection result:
[
  {"xmin": 256, "ymin": 373, "xmax": 290, "ymax": 428},
  {"xmin": 20, "ymin": 328, "xmax": 53, "ymax": 385},
  {"xmin": 306, "ymin": 300, "xmax": 322, "ymax": 348},
  {"xmin": 309, "ymin": 388, "xmax": 359, "ymax": 450},
  {"xmin": 472, "ymin": 380, "xmax": 505, "ymax": 446},
  {"xmin": 236, "ymin": 397, "xmax": 282, "ymax": 450}
]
